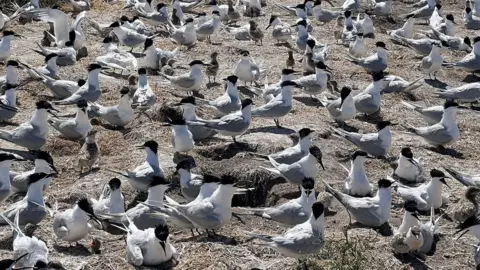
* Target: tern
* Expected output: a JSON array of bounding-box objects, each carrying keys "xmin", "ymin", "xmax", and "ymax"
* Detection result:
[
  {"xmin": 0, "ymin": 153, "xmax": 25, "ymax": 203},
  {"xmin": 353, "ymin": 72, "xmax": 385, "ymax": 116},
  {"xmin": 388, "ymin": 14, "xmax": 415, "ymax": 38},
  {"xmin": 33, "ymin": 40, "xmax": 77, "ymax": 66},
  {"xmin": 167, "ymin": 17, "xmax": 197, "ymax": 46},
  {"xmin": 443, "ymin": 37, "xmax": 480, "ymax": 73},
  {"xmin": 88, "ymin": 87, "xmax": 134, "ymax": 128},
  {"xmin": 105, "ymin": 140, "xmax": 164, "ymax": 192},
  {"xmin": 96, "ymin": 37, "xmax": 138, "ymax": 72},
  {"xmin": 53, "ymin": 63, "xmax": 104, "ymax": 105},
  {"xmin": 464, "ymin": 7, "xmax": 480, "ymax": 30},
  {"xmin": 78, "ymin": 129, "xmax": 99, "ymax": 174},
  {"xmin": 342, "ymin": 151, "xmax": 374, "ymax": 197},
  {"xmin": 251, "ymin": 81, "xmax": 297, "ymax": 128},
  {"xmin": 25, "ymin": 53, "xmax": 59, "ymax": 80},
  {"xmin": 142, "ymin": 38, "xmax": 179, "ymax": 71},
  {"xmin": 0, "ymin": 211, "xmax": 48, "ymax": 268},
  {"xmin": 294, "ymin": 61, "xmax": 330, "ymax": 99},
  {"xmin": 0, "ymin": 84, "xmax": 19, "ymax": 122},
  {"xmin": 391, "ymin": 226, "xmax": 424, "ymax": 254},
  {"xmin": 341, "ymin": 11, "xmax": 355, "ymax": 43},
  {"xmin": 67, "ymin": 0, "xmax": 91, "ymax": 12},
  {"xmin": 354, "ymin": 13, "xmax": 374, "ymax": 37},
  {"xmin": 234, "ymin": 50, "xmax": 261, "ymax": 85},
  {"xmin": 332, "ymin": 121, "xmax": 394, "ymax": 157},
  {"xmin": 10, "ymin": 151, "xmax": 57, "ymax": 193},
  {"xmin": 224, "ymin": 23, "xmax": 251, "ymax": 41},
  {"xmin": 0, "ymin": 9, "xmax": 24, "ymax": 31},
  {"xmin": 325, "ymin": 178, "xmax": 392, "ymax": 227},
  {"xmin": 406, "ymin": 99, "xmax": 462, "ymax": 148},
  {"xmin": 49, "ymin": 99, "xmax": 92, "ymax": 141},
  {"xmin": 53, "ymin": 198, "xmax": 101, "ymax": 244},
  {"xmin": 349, "ymin": 33, "xmax": 366, "ymax": 57},
  {"xmin": 137, "ymin": 3, "xmax": 169, "ymax": 27},
  {"xmin": 266, "ymin": 15, "xmax": 292, "ymax": 44},
  {"xmin": 346, "ymin": 41, "xmax": 388, "ymax": 73},
  {"xmin": 427, "ymin": 13, "xmax": 455, "ymax": 37},
  {"xmin": 393, "ymin": 147, "xmax": 423, "ymax": 183},
  {"xmin": 196, "ymin": 11, "xmax": 222, "ymax": 43},
  {"xmin": 312, "ymin": 0, "xmax": 342, "ymax": 23},
  {"xmin": 303, "ymin": 39, "xmax": 329, "ymax": 73},
  {"xmin": 292, "ymin": 19, "xmax": 317, "ymax": 51},
  {"xmin": 0, "ymin": 100, "xmax": 59, "ymax": 150},
  {"xmin": 163, "ymin": 115, "xmax": 194, "ymax": 154},
  {"xmin": 391, "ymin": 34, "xmax": 440, "ymax": 56},
  {"xmin": 187, "ymin": 98, "xmax": 253, "ymax": 143},
  {"xmin": 401, "ymin": 101, "xmax": 443, "ymax": 125},
  {"xmin": 381, "ymin": 75, "xmax": 423, "ymax": 94},
  {"xmin": 0, "ymin": 173, "xmax": 54, "ymax": 226},
  {"xmin": 120, "ymin": 15, "xmax": 151, "ymax": 35},
  {"xmin": 0, "ymin": 30, "xmax": 15, "ymax": 63},
  {"xmin": 429, "ymin": 29, "xmax": 471, "ymax": 52},
  {"xmin": 195, "ymin": 75, "xmax": 241, "ymax": 116},
  {"xmin": 132, "ymin": 68, "xmax": 156, "ymax": 113},
  {"xmin": 429, "ymin": 4, "xmax": 444, "ymax": 29},
  {"xmin": 319, "ymin": 86, "xmax": 356, "ymax": 123},
  {"xmin": 92, "ymin": 178, "xmax": 125, "ymax": 219},
  {"xmin": 160, "ymin": 60, "xmax": 207, "ymax": 95},
  {"xmin": 86, "ymin": 17, "xmax": 114, "ymax": 38},
  {"xmin": 443, "ymin": 165, "xmax": 480, "ymax": 187},
  {"xmin": 417, "ymin": 206, "xmax": 443, "ymax": 254},
  {"xmin": 421, "ymin": 42, "xmax": 443, "ymax": 79},
  {"xmin": 394, "ymin": 169, "xmax": 450, "ymax": 211},
  {"xmin": 0, "ymin": 60, "xmax": 21, "ymax": 88},
  {"xmin": 396, "ymin": 201, "xmax": 421, "ymax": 235},
  {"xmin": 109, "ymin": 21, "xmax": 155, "ymax": 51},
  {"xmin": 404, "ymin": 0, "xmax": 436, "ymax": 20},
  {"xmin": 369, "ymin": 0, "xmax": 392, "ymax": 16},
  {"xmin": 238, "ymin": 178, "xmax": 316, "ymax": 226},
  {"xmin": 246, "ymin": 68, "xmax": 296, "ymax": 102},
  {"xmin": 246, "ymin": 201, "xmax": 325, "ymax": 269},
  {"xmin": 261, "ymin": 146, "xmax": 325, "ymax": 186},
  {"xmin": 173, "ymin": 96, "xmax": 217, "ymax": 141},
  {"xmin": 175, "ymin": 159, "xmax": 205, "ymax": 201}
]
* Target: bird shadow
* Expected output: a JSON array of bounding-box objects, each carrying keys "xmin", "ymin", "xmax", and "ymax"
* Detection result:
[
  {"xmin": 79, "ymin": 167, "xmax": 100, "ymax": 178},
  {"xmin": 206, "ymin": 82, "xmax": 221, "ymax": 88},
  {"xmin": 461, "ymin": 74, "xmax": 480, "ymax": 83},
  {"xmin": 355, "ymin": 112, "xmax": 383, "ymax": 124},
  {"xmin": 130, "ymin": 52, "xmax": 147, "ymax": 58},
  {"xmin": 332, "ymin": 122, "xmax": 359, "ymax": 133},
  {"xmin": 173, "ymin": 152, "xmax": 195, "ymax": 164},
  {"xmin": 424, "ymin": 79, "xmax": 448, "ymax": 90},
  {"xmin": 426, "ymin": 146, "xmax": 464, "ymax": 159},
  {"xmin": 53, "ymin": 243, "xmax": 91, "ymax": 256},
  {"xmin": 347, "ymin": 222, "xmax": 393, "ymax": 236},
  {"xmin": 237, "ymin": 86, "xmax": 258, "ymax": 98},
  {"xmin": 393, "ymin": 253, "xmax": 430, "ymax": 269},
  {"xmin": 244, "ymin": 126, "xmax": 295, "ymax": 136},
  {"xmin": 177, "ymin": 233, "xmax": 238, "ymax": 245},
  {"xmin": 293, "ymin": 96, "xmax": 322, "ymax": 107},
  {"xmin": 132, "ymin": 259, "xmax": 178, "ymax": 270},
  {"xmin": 274, "ymin": 42, "xmax": 293, "ymax": 50},
  {"xmin": 100, "ymin": 71, "xmax": 131, "ymax": 80},
  {"xmin": 0, "ymin": 148, "xmax": 36, "ymax": 160},
  {"xmin": 0, "ymin": 120, "xmax": 19, "ymax": 128},
  {"xmin": 100, "ymin": 123, "xmax": 132, "ymax": 134}
]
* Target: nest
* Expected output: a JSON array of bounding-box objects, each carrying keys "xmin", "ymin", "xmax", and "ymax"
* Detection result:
[{"xmin": 150, "ymin": 103, "xmax": 182, "ymax": 123}]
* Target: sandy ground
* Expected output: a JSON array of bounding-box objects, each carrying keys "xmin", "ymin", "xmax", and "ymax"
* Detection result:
[{"xmin": 0, "ymin": 0, "xmax": 480, "ymax": 269}]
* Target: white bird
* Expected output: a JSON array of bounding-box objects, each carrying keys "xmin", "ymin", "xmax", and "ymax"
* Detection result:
[
  {"xmin": 391, "ymin": 34, "xmax": 440, "ymax": 56},
  {"xmin": 393, "ymin": 147, "xmax": 424, "ymax": 183},
  {"xmin": 120, "ymin": 15, "xmax": 151, "ymax": 35},
  {"xmin": 246, "ymin": 202, "xmax": 325, "ymax": 269},
  {"xmin": 346, "ymin": 41, "xmax": 388, "ymax": 73},
  {"xmin": 167, "ymin": 17, "xmax": 197, "ymax": 46},
  {"xmin": 164, "ymin": 115, "xmax": 194, "ymax": 153},
  {"xmin": 187, "ymin": 98, "xmax": 253, "ymax": 143},
  {"xmin": 442, "ymin": 165, "xmax": 480, "ymax": 187},
  {"xmin": 173, "ymin": 97, "xmax": 217, "ymax": 141},
  {"xmin": 343, "ymin": 151, "xmax": 373, "ymax": 197},
  {"xmin": 224, "ymin": 23, "xmax": 251, "ymax": 41},
  {"xmin": 442, "ymin": 36, "xmax": 480, "ymax": 77},
  {"xmin": 369, "ymin": 0, "xmax": 392, "ymax": 16},
  {"xmin": 0, "ymin": 60, "xmax": 20, "ymax": 88},
  {"xmin": 0, "ymin": 211, "xmax": 48, "ymax": 268},
  {"xmin": 109, "ymin": 21, "xmax": 153, "ymax": 50},
  {"xmin": 266, "ymin": 15, "xmax": 292, "ymax": 44},
  {"xmin": 332, "ymin": 121, "xmax": 394, "ymax": 157},
  {"xmin": 10, "ymin": 151, "xmax": 57, "ymax": 193},
  {"xmin": 353, "ymin": 72, "xmax": 385, "ymax": 116},
  {"xmin": 261, "ymin": 146, "xmax": 325, "ymax": 186},
  {"xmin": 292, "ymin": 19, "xmax": 317, "ymax": 51},
  {"xmin": 196, "ymin": 11, "xmax": 222, "ymax": 43},
  {"xmin": 0, "ymin": 84, "xmax": 19, "ymax": 122},
  {"xmin": 175, "ymin": 159, "xmax": 205, "ymax": 201},
  {"xmin": 96, "ymin": 37, "xmax": 138, "ymax": 72},
  {"xmin": 25, "ymin": 65, "xmax": 84, "ymax": 99},
  {"xmin": 464, "ymin": 7, "xmax": 480, "ymax": 30},
  {"xmin": 67, "ymin": 0, "xmax": 91, "ymax": 12},
  {"xmin": 401, "ymin": 101, "xmax": 443, "ymax": 125},
  {"xmin": 320, "ymin": 86, "xmax": 356, "ymax": 123},
  {"xmin": 88, "ymin": 88, "xmax": 134, "ymax": 128},
  {"xmin": 421, "ymin": 42, "xmax": 443, "ymax": 79},
  {"xmin": 294, "ymin": 61, "xmax": 330, "ymax": 99},
  {"xmin": 395, "ymin": 169, "xmax": 450, "ymax": 211},
  {"xmin": 125, "ymin": 221, "xmax": 178, "ymax": 266},
  {"xmin": 238, "ymin": 178, "xmax": 316, "ymax": 226},
  {"xmin": 33, "ymin": 40, "xmax": 77, "ymax": 66},
  {"xmin": 381, "ymin": 75, "xmax": 424, "ymax": 94},
  {"xmin": 396, "ymin": 201, "xmax": 421, "ymax": 235},
  {"xmin": 388, "ymin": 14, "xmax": 415, "ymax": 38},
  {"xmin": 325, "ymin": 179, "xmax": 392, "ymax": 227},
  {"xmin": 132, "ymin": 68, "xmax": 156, "ymax": 112},
  {"xmin": 246, "ymin": 68, "xmax": 296, "ymax": 103},
  {"xmin": 349, "ymin": 33, "xmax": 366, "ymax": 57},
  {"xmin": 105, "ymin": 140, "xmax": 164, "ymax": 191},
  {"xmin": 234, "ymin": 50, "xmax": 261, "ymax": 85},
  {"xmin": 24, "ymin": 53, "xmax": 59, "ymax": 80},
  {"xmin": 312, "ymin": 0, "xmax": 342, "ymax": 23},
  {"xmin": 0, "ymin": 153, "xmax": 25, "ymax": 203},
  {"xmin": 142, "ymin": 38, "xmax": 179, "ymax": 71},
  {"xmin": 52, "ymin": 198, "xmax": 100, "ymax": 243},
  {"xmin": 406, "ymin": 100, "xmax": 462, "ymax": 147},
  {"xmin": 48, "ymin": 99, "xmax": 92, "ymax": 141},
  {"xmin": 429, "ymin": 4, "xmax": 444, "ymax": 28},
  {"xmin": 355, "ymin": 13, "xmax": 374, "ymax": 37},
  {"xmin": 0, "ymin": 30, "xmax": 15, "ymax": 63},
  {"xmin": 159, "ymin": 60, "xmax": 207, "ymax": 94},
  {"xmin": 195, "ymin": 75, "xmax": 241, "ymax": 116},
  {"xmin": 92, "ymin": 178, "xmax": 125, "ymax": 219},
  {"xmin": 137, "ymin": 3, "xmax": 169, "ymax": 27},
  {"xmin": 0, "ymin": 9, "xmax": 24, "ymax": 31}
]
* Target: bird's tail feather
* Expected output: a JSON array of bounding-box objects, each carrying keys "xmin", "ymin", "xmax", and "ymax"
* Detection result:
[
  {"xmin": 0, "ymin": 129, "xmax": 13, "ymax": 143},
  {"xmin": 403, "ymin": 77, "xmax": 424, "ymax": 92},
  {"xmin": 245, "ymin": 231, "xmax": 274, "ymax": 242},
  {"xmin": 103, "ymin": 168, "xmax": 128, "ymax": 178},
  {"xmin": 259, "ymin": 166, "xmax": 281, "ymax": 176},
  {"xmin": 164, "ymin": 195, "xmax": 181, "ymax": 206}
]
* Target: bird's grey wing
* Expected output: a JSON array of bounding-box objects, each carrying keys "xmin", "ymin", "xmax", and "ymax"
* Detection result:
[
  {"xmin": 126, "ymin": 239, "xmax": 144, "ymax": 266},
  {"xmin": 170, "ymin": 75, "xmax": 196, "ymax": 89},
  {"xmin": 181, "ymin": 201, "xmax": 222, "ymax": 227},
  {"xmin": 422, "ymin": 57, "xmax": 432, "ymax": 70},
  {"xmin": 52, "ymin": 214, "xmax": 69, "ymax": 238},
  {"xmin": 251, "ymin": 100, "xmax": 285, "ymax": 116}
]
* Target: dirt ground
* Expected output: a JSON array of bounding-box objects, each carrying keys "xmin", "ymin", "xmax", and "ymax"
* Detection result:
[{"xmin": 0, "ymin": 0, "xmax": 479, "ymax": 269}]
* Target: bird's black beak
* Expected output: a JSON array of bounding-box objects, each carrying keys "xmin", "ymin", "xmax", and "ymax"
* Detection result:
[
  {"xmin": 412, "ymin": 212, "xmax": 421, "ymax": 221},
  {"xmin": 265, "ymin": 24, "xmax": 271, "ymax": 30},
  {"xmin": 159, "ymin": 241, "xmax": 166, "ymax": 255},
  {"xmin": 136, "ymin": 145, "xmax": 145, "ymax": 149},
  {"xmin": 440, "ymin": 177, "xmax": 451, "ymax": 189},
  {"xmin": 50, "ymin": 163, "xmax": 59, "ymax": 174},
  {"xmin": 318, "ymin": 158, "xmax": 325, "ymax": 170}
]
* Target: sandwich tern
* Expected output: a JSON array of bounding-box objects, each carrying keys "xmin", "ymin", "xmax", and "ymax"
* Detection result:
[
  {"xmin": 89, "ymin": 87, "xmax": 134, "ymax": 128},
  {"xmin": 0, "ymin": 30, "xmax": 15, "ymax": 63},
  {"xmin": 430, "ymin": 28, "xmax": 472, "ymax": 52},
  {"xmin": 163, "ymin": 115, "xmax": 194, "ymax": 153},
  {"xmin": 251, "ymin": 80, "xmax": 297, "ymax": 128},
  {"xmin": 224, "ymin": 23, "xmax": 251, "ymax": 41},
  {"xmin": 245, "ymin": 201, "xmax": 325, "ymax": 268},
  {"xmin": 388, "ymin": 14, "xmax": 415, "ymax": 38},
  {"xmin": 120, "ymin": 15, "xmax": 151, "ymax": 35},
  {"xmin": 10, "ymin": 151, "xmax": 57, "ymax": 193},
  {"xmin": 78, "ymin": 129, "xmax": 99, "ymax": 174},
  {"xmin": 0, "ymin": 84, "xmax": 19, "ymax": 122},
  {"xmin": 109, "ymin": 21, "xmax": 155, "ymax": 51},
  {"xmin": 96, "ymin": 37, "xmax": 138, "ymax": 72},
  {"xmin": 406, "ymin": 99, "xmax": 462, "ymax": 147},
  {"xmin": 175, "ymin": 159, "xmax": 205, "ymax": 201},
  {"xmin": 428, "ymin": 4, "xmax": 444, "ymax": 28},
  {"xmin": 294, "ymin": 61, "xmax": 330, "ymax": 99},
  {"xmin": 0, "ymin": 100, "xmax": 59, "ymax": 150},
  {"xmin": 132, "ymin": 68, "xmax": 156, "ymax": 113},
  {"xmin": 53, "ymin": 198, "xmax": 102, "ymax": 243},
  {"xmin": 292, "ymin": 19, "xmax": 317, "ymax": 52},
  {"xmin": 142, "ymin": 38, "xmax": 179, "ymax": 71},
  {"xmin": 261, "ymin": 146, "xmax": 325, "ymax": 186},
  {"xmin": 312, "ymin": 0, "xmax": 342, "ymax": 23},
  {"xmin": 346, "ymin": 41, "xmax": 388, "ymax": 73},
  {"xmin": 92, "ymin": 178, "xmax": 125, "ymax": 220},
  {"xmin": 85, "ymin": 17, "xmax": 114, "ymax": 38},
  {"xmin": 186, "ymin": 98, "xmax": 253, "ymax": 143},
  {"xmin": 234, "ymin": 50, "xmax": 261, "ymax": 85},
  {"xmin": 205, "ymin": 51, "xmax": 219, "ymax": 83},
  {"xmin": 343, "ymin": 151, "xmax": 374, "ymax": 197},
  {"xmin": 325, "ymin": 178, "xmax": 392, "ymax": 227},
  {"xmin": 332, "ymin": 121, "xmax": 394, "ymax": 157},
  {"xmin": 421, "ymin": 42, "xmax": 443, "ymax": 79},
  {"xmin": 417, "ymin": 206, "xmax": 443, "ymax": 254},
  {"xmin": 443, "ymin": 37, "xmax": 480, "ymax": 74},
  {"xmin": 196, "ymin": 11, "xmax": 222, "ymax": 43},
  {"xmin": 391, "ymin": 34, "xmax": 440, "ymax": 56},
  {"xmin": 341, "ymin": 10, "xmax": 355, "ymax": 43},
  {"xmin": 266, "ymin": 15, "xmax": 292, "ymax": 44},
  {"xmin": 353, "ymin": 72, "xmax": 385, "ymax": 116},
  {"xmin": 394, "ymin": 169, "xmax": 450, "ymax": 211},
  {"xmin": 349, "ymin": 33, "xmax": 366, "ymax": 57},
  {"xmin": 0, "ymin": 153, "xmax": 25, "ymax": 203},
  {"xmin": 404, "ymin": 0, "xmax": 436, "ymax": 20},
  {"xmin": 464, "ymin": 7, "xmax": 480, "ymax": 30},
  {"xmin": 33, "ymin": 40, "xmax": 77, "ymax": 66},
  {"xmin": 167, "ymin": 17, "xmax": 197, "ymax": 46},
  {"xmin": 159, "ymin": 60, "xmax": 207, "ymax": 94},
  {"xmin": 53, "ymin": 63, "xmax": 103, "ymax": 105},
  {"xmin": 319, "ymin": 86, "xmax": 356, "ymax": 123},
  {"xmin": 105, "ymin": 140, "xmax": 164, "ymax": 191},
  {"xmin": 393, "ymin": 147, "xmax": 423, "ymax": 183},
  {"xmin": 25, "ymin": 53, "xmax": 59, "ymax": 80},
  {"xmin": 239, "ymin": 178, "xmax": 316, "ymax": 226},
  {"xmin": 137, "ymin": 3, "xmax": 169, "ymax": 27},
  {"xmin": 381, "ymin": 75, "xmax": 423, "ymax": 94},
  {"xmin": 174, "ymin": 96, "xmax": 217, "ymax": 141},
  {"xmin": 369, "ymin": 0, "xmax": 392, "ymax": 16},
  {"xmin": 48, "ymin": 99, "xmax": 92, "ymax": 141},
  {"xmin": 195, "ymin": 75, "xmax": 241, "ymax": 116},
  {"xmin": 0, "ymin": 60, "xmax": 21, "ymax": 88},
  {"xmin": 396, "ymin": 201, "xmax": 421, "ymax": 235},
  {"xmin": 0, "ymin": 173, "xmax": 54, "ymax": 226},
  {"xmin": 354, "ymin": 13, "xmax": 374, "ymax": 37},
  {"xmin": 443, "ymin": 165, "xmax": 480, "ymax": 187},
  {"xmin": 391, "ymin": 226, "xmax": 424, "ymax": 254},
  {"xmin": 246, "ymin": 68, "xmax": 296, "ymax": 102},
  {"xmin": 401, "ymin": 101, "xmax": 443, "ymax": 125}
]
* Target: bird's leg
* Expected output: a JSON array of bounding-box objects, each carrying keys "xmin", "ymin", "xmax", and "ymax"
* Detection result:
[
  {"xmin": 129, "ymin": 47, "xmax": 133, "ymax": 53},
  {"xmin": 196, "ymin": 228, "xmax": 201, "ymax": 234},
  {"xmin": 274, "ymin": 119, "xmax": 282, "ymax": 128},
  {"xmin": 213, "ymin": 76, "xmax": 216, "ymax": 83},
  {"xmin": 190, "ymin": 229, "xmax": 195, "ymax": 237},
  {"xmin": 232, "ymin": 136, "xmax": 237, "ymax": 143}
]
